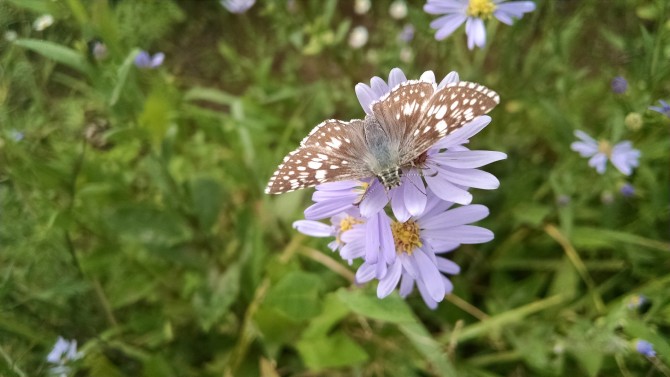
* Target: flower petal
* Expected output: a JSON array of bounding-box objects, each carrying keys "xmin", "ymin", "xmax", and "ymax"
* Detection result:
[
  {"xmin": 412, "ymin": 249, "xmax": 445, "ymax": 302},
  {"xmin": 431, "ymin": 14, "xmax": 467, "ymax": 40},
  {"xmin": 431, "ymin": 150, "xmax": 507, "ymax": 168},
  {"xmin": 422, "ymin": 225, "xmax": 494, "ymax": 244},
  {"xmin": 378, "ymin": 260, "xmax": 402, "ymax": 298},
  {"xmin": 293, "ymin": 220, "xmax": 332, "ymax": 237}
]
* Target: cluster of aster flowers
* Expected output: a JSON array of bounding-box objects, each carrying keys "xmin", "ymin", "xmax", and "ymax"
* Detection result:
[{"xmin": 293, "ymin": 68, "xmax": 505, "ymax": 308}]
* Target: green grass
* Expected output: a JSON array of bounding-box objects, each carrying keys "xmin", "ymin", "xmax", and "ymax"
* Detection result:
[{"xmin": 1, "ymin": 0, "xmax": 669, "ymax": 376}]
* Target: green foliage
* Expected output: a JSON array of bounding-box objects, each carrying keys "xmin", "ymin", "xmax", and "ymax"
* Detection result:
[{"xmin": 1, "ymin": 0, "xmax": 669, "ymax": 376}]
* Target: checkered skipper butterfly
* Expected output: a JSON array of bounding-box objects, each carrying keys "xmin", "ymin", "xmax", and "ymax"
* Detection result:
[{"xmin": 265, "ymin": 80, "xmax": 499, "ymax": 194}]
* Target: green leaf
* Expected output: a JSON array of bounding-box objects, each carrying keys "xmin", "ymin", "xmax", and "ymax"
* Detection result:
[
  {"xmin": 110, "ymin": 49, "xmax": 140, "ymax": 106},
  {"xmin": 265, "ymin": 271, "xmax": 323, "ymax": 321},
  {"xmin": 14, "ymin": 39, "xmax": 92, "ymax": 76},
  {"xmin": 296, "ymin": 332, "xmax": 368, "ymax": 370},
  {"xmin": 302, "ymin": 293, "xmax": 350, "ymax": 339},
  {"xmin": 192, "ymin": 263, "xmax": 240, "ymax": 331},
  {"xmin": 183, "ymin": 87, "xmax": 238, "ymax": 106},
  {"xmin": 398, "ymin": 321, "xmax": 458, "ymax": 376},
  {"xmin": 139, "ymin": 91, "xmax": 174, "ymax": 147},
  {"xmin": 573, "ymin": 227, "xmax": 670, "ymax": 252},
  {"xmin": 106, "ymin": 206, "xmax": 189, "ymax": 246},
  {"xmin": 336, "ymin": 289, "xmax": 414, "ymax": 323},
  {"xmin": 190, "ymin": 178, "xmax": 223, "ymax": 231}
]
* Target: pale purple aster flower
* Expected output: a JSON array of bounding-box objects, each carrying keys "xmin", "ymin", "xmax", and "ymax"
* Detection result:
[
  {"xmin": 649, "ymin": 100, "xmax": 670, "ymax": 118},
  {"xmin": 611, "ymin": 76, "xmax": 627, "ymax": 94},
  {"xmin": 134, "ymin": 50, "xmax": 164, "ymax": 69},
  {"xmin": 571, "ymin": 130, "xmax": 640, "ymax": 176},
  {"xmin": 424, "ymin": 0, "xmax": 536, "ymax": 49},
  {"xmin": 47, "ymin": 337, "xmax": 81, "ymax": 376},
  {"xmin": 294, "ymin": 209, "xmax": 362, "ymax": 255},
  {"xmin": 635, "ymin": 340, "xmax": 656, "ymax": 358},
  {"xmin": 220, "ymin": 0, "xmax": 255, "ymax": 13},
  {"xmin": 356, "ymin": 191, "xmax": 493, "ymax": 308},
  {"xmin": 304, "ymin": 180, "xmax": 371, "ymax": 220}
]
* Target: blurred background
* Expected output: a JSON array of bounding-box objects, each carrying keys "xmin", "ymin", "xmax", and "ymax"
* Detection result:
[{"xmin": 1, "ymin": 0, "xmax": 669, "ymax": 376}]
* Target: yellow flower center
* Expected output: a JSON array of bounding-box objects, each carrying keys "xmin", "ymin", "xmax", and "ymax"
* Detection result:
[
  {"xmin": 391, "ymin": 220, "xmax": 422, "ymax": 255},
  {"xmin": 339, "ymin": 216, "xmax": 362, "ymax": 232},
  {"xmin": 467, "ymin": 0, "xmax": 496, "ymax": 19},
  {"xmin": 598, "ymin": 140, "xmax": 612, "ymax": 157},
  {"xmin": 336, "ymin": 215, "xmax": 363, "ymax": 245}
]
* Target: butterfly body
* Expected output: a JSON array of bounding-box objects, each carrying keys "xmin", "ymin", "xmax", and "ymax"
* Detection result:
[{"xmin": 265, "ymin": 80, "xmax": 499, "ymax": 195}]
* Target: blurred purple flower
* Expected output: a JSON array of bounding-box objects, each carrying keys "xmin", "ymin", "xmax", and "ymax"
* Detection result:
[
  {"xmin": 220, "ymin": 0, "xmax": 255, "ymax": 13},
  {"xmin": 424, "ymin": 0, "xmax": 536, "ymax": 49},
  {"xmin": 619, "ymin": 182, "xmax": 635, "ymax": 197},
  {"xmin": 611, "ymin": 76, "xmax": 627, "ymax": 94},
  {"xmin": 571, "ymin": 130, "xmax": 640, "ymax": 176},
  {"xmin": 47, "ymin": 337, "xmax": 81, "ymax": 376},
  {"xmin": 398, "ymin": 24, "xmax": 415, "ymax": 42},
  {"xmin": 649, "ymin": 99, "xmax": 670, "ymax": 118},
  {"xmin": 10, "ymin": 129, "xmax": 24, "ymax": 142},
  {"xmin": 635, "ymin": 340, "xmax": 656, "ymax": 358},
  {"xmin": 134, "ymin": 51, "xmax": 164, "ymax": 69}
]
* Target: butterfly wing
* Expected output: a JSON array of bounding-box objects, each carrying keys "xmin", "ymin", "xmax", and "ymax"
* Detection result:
[
  {"xmin": 400, "ymin": 81, "xmax": 499, "ymax": 161},
  {"xmin": 265, "ymin": 119, "xmax": 371, "ymax": 194},
  {"xmin": 370, "ymin": 80, "xmax": 437, "ymax": 161}
]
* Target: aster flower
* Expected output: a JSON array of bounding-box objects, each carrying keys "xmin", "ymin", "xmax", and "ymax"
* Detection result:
[
  {"xmin": 220, "ymin": 0, "xmax": 255, "ymax": 13},
  {"xmin": 649, "ymin": 99, "xmax": 670, "ymax": 118},
  {"xmin": 626, "ymin": 294, "xmax": 647, "ymax": 310},
  {"xmin": 611, "ymin": 76, "xmax": 627, "ymax": 94},
  {"xmin": 398, "ymin": 24, "xmax": 415, "ymax": 43},
  {"xmin": 355, "ymin": 191, "xmax": 493, "ymax": 308},
  {"xmin": 134, "ymin": 50, "xmax": 164, "ymax": 69},
  {"xmin": 424, "ymin": 0, "xmax": 536, "ymax": 49},
  {"xmin": 354, "ymin": 0, "xmax": 372, "ymax": 14},
  {"xmin": 47, "ymin": 337, "xmax": 81, "ymax": 376},
  {"xmin": 571, "ymin": 130, "xmax": 640, "ymax": 176},
  {"xmin": 635, "ymin": 340, "xmax": 656, "ymax": 358}
]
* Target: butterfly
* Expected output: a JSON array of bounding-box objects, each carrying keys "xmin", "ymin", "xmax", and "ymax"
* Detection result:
[{"xmin": 265, "ymin": 80, "xmax": 499, "ymax": 195}]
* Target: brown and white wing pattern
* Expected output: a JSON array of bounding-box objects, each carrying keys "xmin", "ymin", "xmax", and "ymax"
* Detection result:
[{"xmin": 265, "ymin": 119, "xmax": 371, "ymax": 194}]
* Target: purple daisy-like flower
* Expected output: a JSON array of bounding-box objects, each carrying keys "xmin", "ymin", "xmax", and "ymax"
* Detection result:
[
  {"xmin": 47, "ymin": 337, "xmax": 81, "ymax": 376},
  {"xmin": 220, "ymin": 0, "xmax": 255, "ymax": 13},
  {"xmin": 424, "ymin": 0, "xmax": 536, "ymax": 49},
  {"xmin": 571, "ymin": 130, "xmax": 640, "ymax": 176},
  {"xmin": 649, "ymin": 99, "xmax": 670, "ymax": 118},
  {"xmin": 134, "ymin": 50, "xmax": 164, "ymax": 69},
  {"xmin": 635, "ymin": 340, "xmax": 656, "ymax": 358},
  {"xmin": 611, "ymin": 76, "xmax": 627, "ymax": 94},
  {"xmin": 355, "ymin": 191, "xmax": 493, "ymax": 308}
]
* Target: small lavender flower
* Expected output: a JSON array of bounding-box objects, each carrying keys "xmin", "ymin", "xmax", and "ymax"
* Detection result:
[
  {"xmin": 556, "ymin": 194, "xmax": 570, "ymax": 207},
  {"xmin": 611, "ymin": 76, "xmax": 627, "ymax": 94},
  {"xmin": 571, "ymin": 130, "xmax": 640, "ymax": 176},
  {"xmin": 635, "ymin": 340, "xmax": 656, "ymax": 358},
  {"xmin": 424, "ymin": 0, "xmax": 536, "ymax": 49},
  {"xmin": 134, "ymin": 51, "xmax": 164, "ymax": 69},
  {"xmin": 649, "ymin": 100, "xmax": 670, "ymax": 118},
  {"xmin": 220, "ymin": 0, "xmax": 255, "ymax": 13},
  {"xmin": 47, "ymin": 337, "xmax": 81, "ymax": 376},
  {"xmin": 10, "ymin": 130, "xmax": 24, "ymax": 142},
  {"xmin": 627, "ymin": 294, "xmax": 647, "ymax": 310},
  {"xmin": 398, "ymin": 24, "xmax": 415, "ymax": 43},
  {"xmin": 620, "ymin": 183, "xmax": 635, "ymax": 197}
]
